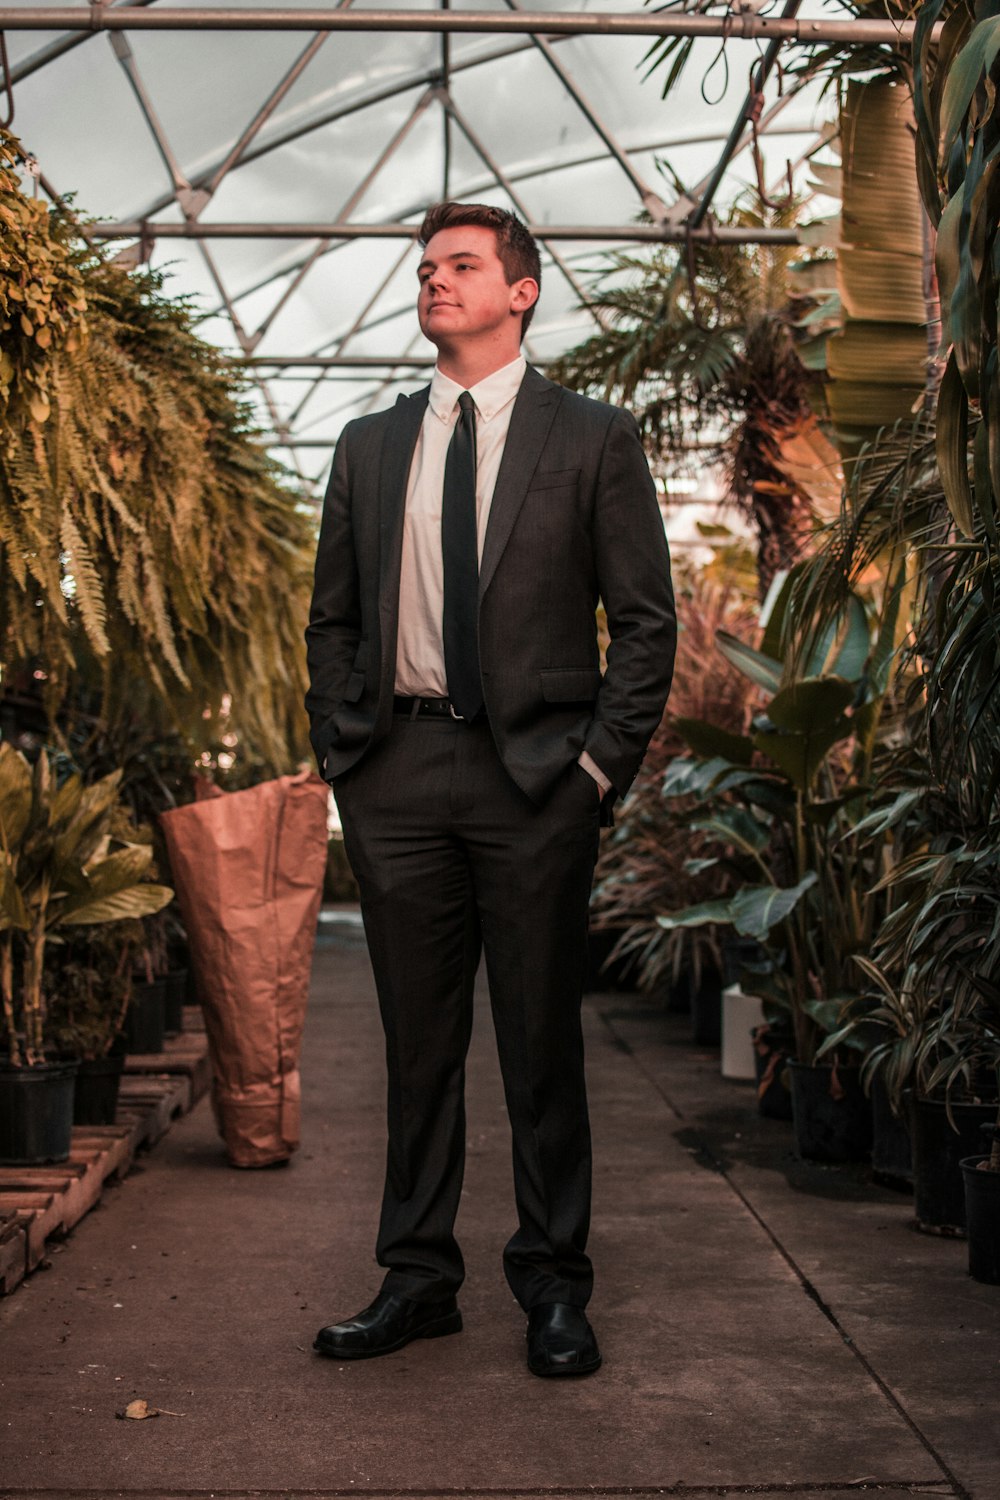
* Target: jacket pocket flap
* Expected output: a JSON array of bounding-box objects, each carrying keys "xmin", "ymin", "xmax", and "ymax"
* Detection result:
[
  {"xmin": 541, "ymin": 667, "xmax": 602, "ymax": 702},
  {"xmin": 528, "ymin": 467, "xmax": 580, "ymax": 491},
  {"xmin": 342, "ymin": 672, "xmax": 366, "ymax": 703}
]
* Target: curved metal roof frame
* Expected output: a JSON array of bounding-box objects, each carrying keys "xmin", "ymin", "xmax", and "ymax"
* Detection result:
[{"xmin": 2, "ymin": 0, "xmax": 874, "ymax": 485}]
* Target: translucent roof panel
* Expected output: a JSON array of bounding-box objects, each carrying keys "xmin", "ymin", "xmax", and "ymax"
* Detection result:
[{"xmin": 6, "ymin": 0, "xmax": 840, "ymax": 487}]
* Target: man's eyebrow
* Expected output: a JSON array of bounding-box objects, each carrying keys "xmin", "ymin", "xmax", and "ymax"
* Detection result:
[{"xmin": 417, "ymin": 250, "xmax": 485, "ymax": 274}]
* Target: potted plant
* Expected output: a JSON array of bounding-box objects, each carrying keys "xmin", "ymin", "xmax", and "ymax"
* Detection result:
[
  {"xmin": 588, "ymin": 570, "xmax": 756, "ymax": 1022},
  {"xmin": 651, "ymin": 568, "xmax": 903, "ymax": 1160},
  {"xmin": 44, "ymin": 922, "xmax": 140, "ymax": 1125},
  {"xmin": 0, "ymin": 744, "xmax": 173, "ymax": 1162}
]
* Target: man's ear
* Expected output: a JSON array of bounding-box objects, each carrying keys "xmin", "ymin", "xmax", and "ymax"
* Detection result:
[{"xmin": 510, "ymin": 278, "xmax": 539, "ymax": 317}]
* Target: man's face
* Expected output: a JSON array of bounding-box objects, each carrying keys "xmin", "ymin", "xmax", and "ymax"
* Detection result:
[{"xmin": 416, "ymin": 225, "xmax": 536, "ymax": 348}]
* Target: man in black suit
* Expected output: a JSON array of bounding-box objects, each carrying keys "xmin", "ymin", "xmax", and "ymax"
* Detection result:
[{"xmin": 306, "ymin": 202, "xmax": 675, "ymax": 1377}]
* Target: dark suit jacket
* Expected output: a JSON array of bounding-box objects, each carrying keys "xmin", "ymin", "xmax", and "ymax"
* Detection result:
[{"xmin": 305, "ymin": 365, "xmax": 676, "ymax": 805}]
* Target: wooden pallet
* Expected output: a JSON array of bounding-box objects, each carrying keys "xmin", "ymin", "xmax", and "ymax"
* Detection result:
[{"xmin": 0, "ymin": 1020, "xmax": 209, "ymax": 1296}]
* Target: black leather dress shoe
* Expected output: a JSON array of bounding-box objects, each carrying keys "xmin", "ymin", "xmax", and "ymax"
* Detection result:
[
  {"xmin": 313, "ymin": 1290, "xmax": 462, "ymax": 1360},
  {"xmin": 526, "ymin": 1302, "xmax": 602, "ymax": 1377}
]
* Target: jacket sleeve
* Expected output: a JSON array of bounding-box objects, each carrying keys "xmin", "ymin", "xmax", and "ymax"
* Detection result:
[
  {"xmin": 304, "ymin": 422, "xmax": 362, "ymax": 772},
  {"xmin": 583, "ymin": 409, "xmax": 677, "ymax": 798}
]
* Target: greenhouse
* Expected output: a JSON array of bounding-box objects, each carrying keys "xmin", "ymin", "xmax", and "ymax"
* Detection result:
[{"xmin": 1, "ymin": 1, "xmax": 999, "ymax": 1494}]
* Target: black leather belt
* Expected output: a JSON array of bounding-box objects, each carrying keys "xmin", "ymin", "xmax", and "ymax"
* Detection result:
[{"xmin": 393, "ymin": 695, "xmax": 472, "ymax": 720}]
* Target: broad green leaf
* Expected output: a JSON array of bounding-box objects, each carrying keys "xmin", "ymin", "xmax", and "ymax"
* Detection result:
[
  {"xmin": 656, "ymin": 899, "xmax": 736, "ymax": 932},
  {"xmin": 753, "ymin": 716, "xmax": 852, "ymax": 793},
  {"xmin": 935, "ymin": 184, "xmax": 965, "ymax": 341},
  {"xmin": 691, "ymin": 809, "xmax": 769, "ymax": 858},
  {"xmin": 52, "ymin": 771, "xmax": 123, "ymax": 872},
  {"xmin": 800, "ymin": 996, "xmax": 851, "ymax": 1033},
  {"xmin": 828, "ymin": 595, "xmax": 871, "ymax": 684},
  {"xmin": 759, "ymin": 568, "xmax": 796, "ymax": 662},
  {"xmin": 0, "ymin": 744, "xmax": 33, "ymax": 850},
  {"xmin": 49, "ymin": 773, "xmax": 84, "ymax": 830},
  {"xmin": 940, "ymin": 16, "xmax": 1000, "ymax": 159},
  {"xmin": 58, "ymin": 846, "xmax": 155, "ymax": 919},
  {"xmin": 58, "ymin": 883, "xmax": 173, "ymax": 927},
  {"xmin": 0, "ymin": 864, "xmax": 30, "ymax": 931},
  {"xmin": 767, "ymin": 677, "xmax": 855, "ymax": 733},
  {"xmin": 937, "ymin": 348, "xmax": 975, "ymax": 536},
  {"xmin": 728, "ymin": 874, "xmax": 819, "ymax": 941},
  {"xmin": 715, "ymin": 630, "xmax": 782, "ymax": 692},
  {"xmin": 673, "ymin": 718, "xmax": 754, "ymax": 766}
]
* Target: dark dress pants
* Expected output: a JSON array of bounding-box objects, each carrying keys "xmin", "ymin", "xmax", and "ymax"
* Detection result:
[{"xmin": 332, "ymin": 712, "xmax": 601, "ymax": 1311}]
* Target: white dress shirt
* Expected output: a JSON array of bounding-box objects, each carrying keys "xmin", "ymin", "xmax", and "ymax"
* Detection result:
[
  {"xmin": 393, "ymin": 354, "xmax": 610, "ymax": 794},
  {"xmin": 395, "ymin": 354, "xmax": 526, "ymax": 698}
]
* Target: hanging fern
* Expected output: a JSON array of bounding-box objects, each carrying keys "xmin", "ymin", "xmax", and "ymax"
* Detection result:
[{"xmin": 0, "ymin": 127, "xmax": 315, "ymax": 775}]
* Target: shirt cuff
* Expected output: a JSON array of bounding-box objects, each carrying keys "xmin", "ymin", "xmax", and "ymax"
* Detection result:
[{"xmin": 577, "ymin": 751, "xmax": 612, "ymax": 795}]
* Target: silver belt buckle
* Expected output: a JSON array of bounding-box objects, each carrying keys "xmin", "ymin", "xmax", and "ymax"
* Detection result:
[{"xmin": 448, "ymin": 701, "xmax": 465, "ymax": 721}]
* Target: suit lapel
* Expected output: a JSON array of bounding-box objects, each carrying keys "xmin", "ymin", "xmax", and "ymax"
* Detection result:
[
  {"xmin": 377, "ymin": 388, "xmax": 428, "ymax": 703},
  {"xmin": 479, "ymin": 366, "xmax": 561, "ymax": 601},
  {"xmin": 378, "ymin": 388, "xmax": 427, "ymax": 609}
]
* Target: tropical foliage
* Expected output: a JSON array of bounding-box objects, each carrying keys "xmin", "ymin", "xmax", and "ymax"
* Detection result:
[
  {"xmin": 0, "ymin": 126, "xmax": 315, "ymax": 774},
  {"xmin": 550, "ymin": 198, "xmax": 840, "ymax": 594},
  {"xmin": 590, "ymin": 569, "xmax": 758, "ymax": 993},
  {"xmin": 0, "ymin": 743, "xmax": 172, "ymax": 1066},
  {"xmin": 652, "ymin": 551, "xmax": 908, "ymax": 1064}
]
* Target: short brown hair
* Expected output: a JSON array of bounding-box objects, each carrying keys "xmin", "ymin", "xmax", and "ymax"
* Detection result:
[{"xmin": 418, "ymin": 201, "xmax": 542, "ymax": 335}]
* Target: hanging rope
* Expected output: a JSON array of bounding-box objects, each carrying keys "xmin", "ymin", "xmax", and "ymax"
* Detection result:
[{"xmin": 1, "ymin": 31, "xmax": 14, "ymax": 127}]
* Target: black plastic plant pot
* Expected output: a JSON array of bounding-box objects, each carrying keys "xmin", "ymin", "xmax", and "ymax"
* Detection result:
[
  {"xmin": 961, "ymin": 1156, "xmax": 1000, "ymax": 1284},
  {"xmin": 163, "ymin": 968, "xmax": 188, "ymax": 1036},
  {"xmin": 908, "ymin": 1096, "xmax": 998, "ymax": 1234},
  {"xmin": 788, "ymin": 1060, "xmax": 873, "ymax": 1163},
  {"xmin": 753, "ymin": 1025, "xmax": 794, "ymax": 1121},
  {"xmin": 690, "ymin": 968, "xmax": 722, "ymax": 1047},
  {"xmin": 871, "ymin": 1074, "xmax": 913, "ymax": 1188},
  {"xmin": 0, "ymin": 1059, "xmax": 79, "ymax": 1166},
  {"xmin": 73, "ymin": 1052, "xmax": 125, "ymax": 1127},
  {"xmin": 124, "ymin": 977, "xmax": 167, "ymax": 1055}
]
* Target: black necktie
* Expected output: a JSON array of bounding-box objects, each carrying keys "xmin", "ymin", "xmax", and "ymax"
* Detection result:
[{"xmin": 442, "ymin": 391, "xmax": 483, "ymax": 720}]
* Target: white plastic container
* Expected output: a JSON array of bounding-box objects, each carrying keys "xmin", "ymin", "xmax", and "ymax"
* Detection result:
[{"xmin": 721, "ymin": 984, "xmax": 766, "ymax": 1081}]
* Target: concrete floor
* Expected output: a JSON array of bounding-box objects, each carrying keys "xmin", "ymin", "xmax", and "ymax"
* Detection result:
[{"xmin": 1, "ymin": 918, "xmax": 998, "ymax": 1500}]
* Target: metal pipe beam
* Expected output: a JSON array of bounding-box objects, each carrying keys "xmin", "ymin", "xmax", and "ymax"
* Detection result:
[
  {"xmin": 192, "ymin": 111, "xmax": 820, "ymax": 320},
  {"xmin": 7, "ymin": 0, "xmax": 160, "ymax": 85},
  {"xmin": 0, "ymin": 9, "xmax": 938, "ymax": 43},
  {"xmin": 92, "ymin": 220, "xmax": 804, "ymax": 242},
  {"xmin": 248, "ymin": 355, "xmax": 436, "ymax": 368}
]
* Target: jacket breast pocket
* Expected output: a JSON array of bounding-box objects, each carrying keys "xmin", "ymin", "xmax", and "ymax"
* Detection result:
[
  {"xmin": 527, "ymin": 467, "xmax": 580, "ymax": 492},
  {"xmin": 541, "ymin": 667, "xmax": 602, "ymax": 703}
]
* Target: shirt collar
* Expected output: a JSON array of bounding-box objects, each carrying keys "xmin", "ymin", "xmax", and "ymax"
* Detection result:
[{"xmin": 428, "ymin": 354, "xmax": 527, "ymax": 425}]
